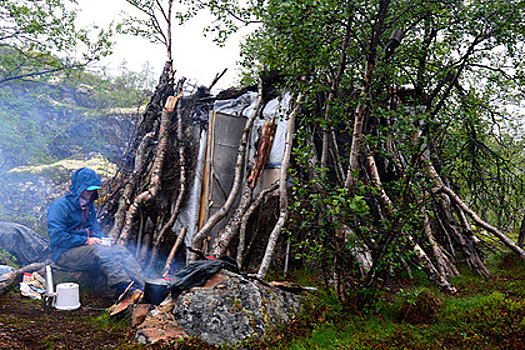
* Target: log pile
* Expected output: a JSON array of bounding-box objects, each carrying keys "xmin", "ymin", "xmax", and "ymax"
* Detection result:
[{"xmin": 101, "ymin": 62, "xmax": 196, "ymax": 271}]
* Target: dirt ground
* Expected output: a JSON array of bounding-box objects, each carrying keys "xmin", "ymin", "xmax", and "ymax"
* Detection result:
[{"xmin": 0, "ymin": 284, "xmax": 166, "ymax": 349}]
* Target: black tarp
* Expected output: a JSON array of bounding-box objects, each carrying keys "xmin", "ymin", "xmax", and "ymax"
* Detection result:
[
  {"xmin": 167, "ymin": 257, "xmax": 239, "ymax": 299},
  {"xmin": 0, "ymin": 221, "xmax": 50, "ymax": 265}
]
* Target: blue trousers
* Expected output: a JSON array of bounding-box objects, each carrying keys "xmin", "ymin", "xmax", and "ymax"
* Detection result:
[{"xmin": 56, "ymin": 245, "xmax": 145, "ymax": 290}]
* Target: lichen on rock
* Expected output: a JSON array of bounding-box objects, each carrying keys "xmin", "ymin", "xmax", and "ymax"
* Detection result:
[{"xmin": 135, "ymin": 270, "xmax": 303, "ymax": 347}]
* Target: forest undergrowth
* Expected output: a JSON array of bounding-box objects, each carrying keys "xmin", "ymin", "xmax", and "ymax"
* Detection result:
[
  {"xmin": 1, "ymin": 251, "xmax": 523, "ymax": 349},
  {"xmin": 232, "ymin": 252, "xmax": 524, "ymax": 350}
]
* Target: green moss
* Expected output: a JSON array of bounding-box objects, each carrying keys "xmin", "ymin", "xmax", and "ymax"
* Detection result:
[
  {"xmin": 240, "ymin": 254, "xmax": 525, "ymax": 350},
  {"xmin": 0, "ymin": 249, "xmax": 19, "ymax": 268},
  {"xmin": 8, "ymin": 155, "xmax": 117, "ymax": 180}
]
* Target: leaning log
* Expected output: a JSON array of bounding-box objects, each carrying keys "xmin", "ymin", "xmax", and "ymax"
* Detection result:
[
  {"xmin": 209, "ymin": 120, "xmax": 276, "ymax": 258},
  {"xmin": 148, "ymin": 92, "xmax": 189, "ymax": 268},
  {"xmin": 162, "ymin": 226, "xmax": 187, "ymax": 276},
  {"xmin": 518, "ymin": 214, "xmax": 525, "ymax": 248},
  {"xmin": 248, "ymin": 120, "xmax": 277, "ymax": 189},
  {"xmin": 237, "ymin": 182, "xmax": 279, "ymax": 267},
  {"xmin": 258, "ymin": 93, "xmax": 304, "ymax": 279},
  {"xmin": 425, "ymin": 157, "xmax": 491, "ymax": 275},
  {"xmin": 337, "ymin": 223, "xmax": 373, "ymax": 278},
  {"xmin": 191, "ymin": 78, "xmax": 265, "ymax": 256},
  {"xmin": 435, "ymin": 185, "xmax": 525, "ymax": 262},
  {"xmin": 108, "ymin": 132, "xmax": 155, "ymax": 241},
  {"xmin": 118, "ymin": 94, "xmax": 181, "ymax": 245}
]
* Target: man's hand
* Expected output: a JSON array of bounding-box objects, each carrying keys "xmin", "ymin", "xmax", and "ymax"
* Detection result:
[{"xmin": 86, "ymin": 237, "xmax": 102, "ymax": 245}]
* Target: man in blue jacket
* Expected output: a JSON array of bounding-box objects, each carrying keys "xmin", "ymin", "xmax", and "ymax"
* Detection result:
[{"xmin": 47, "ymin": 167, "xmax": 144, "ymax": 299}]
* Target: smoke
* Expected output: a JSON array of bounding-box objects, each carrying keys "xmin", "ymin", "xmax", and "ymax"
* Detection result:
[
  {"xmin": 0, "ymin": 79, "xmax": 136, "ymax": 234},
  {"xmin": 0, "ymin": 155, "xmax": 118, "ymax": 235}
]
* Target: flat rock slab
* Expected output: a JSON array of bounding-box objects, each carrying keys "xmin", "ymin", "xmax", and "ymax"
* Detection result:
[
  {"xmin": 134, "ymin": 300, "xmax": 188, "ymax": 345},
  {"xmin": 135, "ymin": 270, "xmax": 303, "ymax": 346}
]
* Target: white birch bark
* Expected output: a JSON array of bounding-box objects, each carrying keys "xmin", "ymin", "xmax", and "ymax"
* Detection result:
[
  {"xmin": 237, "ymin": 181, "xmax": 279, "ymax": 266},
  {"xmin": 436, "ymin": 185, "xmax": 525, "ymax": 262},
  {"xmin": 257, "ymin": 93, "xmax": 304, "ymax": 279},
  {"xmin": 190, "ymin": 78, "xmax": 264, "ymax": 255},
  {"xmin": 117, "ymin": 94, "xmax": 181, "ymax": 245},
  {"xmin": 161, "ymin": 226, "xmax": 187, "ymax": 276},
  {"xmin": 148, "ymin": 99, "xmax": 188, "ymax": 267}
]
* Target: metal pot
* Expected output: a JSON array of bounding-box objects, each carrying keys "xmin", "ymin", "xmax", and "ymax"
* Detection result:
[{"xmin": 143, "ymin": 279, "xmax": 168, "ymax": 306}]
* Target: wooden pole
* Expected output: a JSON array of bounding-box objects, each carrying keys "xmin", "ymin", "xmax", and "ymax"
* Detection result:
[{"xmin": 162, "ymin": 226, "xmax": 187, "ymax": 277}]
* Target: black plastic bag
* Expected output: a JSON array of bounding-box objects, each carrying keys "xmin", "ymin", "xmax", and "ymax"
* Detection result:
[{"xmin": 167, "ymin": 257, "xmax": 239, "ymax": 299}]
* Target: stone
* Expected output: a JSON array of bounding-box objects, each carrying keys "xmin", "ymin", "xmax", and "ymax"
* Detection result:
[
  {"xmin": 135, "ymin": 270, "xmax": 303, "ymax": 347},
  {"xmin": 131, "ymin": 304, "xmax": 151, "ymax": 328},
  {"xmin": 135, "ymin": 300, "xmax": 188, "ymax": 345}
]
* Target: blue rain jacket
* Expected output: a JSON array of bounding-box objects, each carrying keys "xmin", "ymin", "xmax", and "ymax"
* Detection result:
[{"xmin": 47, "ymin": 167, "xmax": 106, "ymax": 262}]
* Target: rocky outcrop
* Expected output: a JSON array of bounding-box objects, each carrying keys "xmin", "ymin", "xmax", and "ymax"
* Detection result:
[
  {"xmin": 1, "ymin": 153, "xmax": 116, "ymax": 233},
  {"xmin": 1, "ymin": 78, "xmax": 136, "ymax": 233},
  {"xmin": 135, "ymin": 270, "xmax": 303, "ymax": 347}
]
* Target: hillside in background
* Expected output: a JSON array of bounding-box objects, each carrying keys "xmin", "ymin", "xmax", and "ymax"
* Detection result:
[{"xmin": 0, "ymin": 60, "xmax": 153, "ymax": 233}]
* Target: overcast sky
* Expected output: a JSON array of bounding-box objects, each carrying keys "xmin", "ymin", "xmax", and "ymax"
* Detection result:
[{"xmin": 76, "ymin": 0, "xmax": 250, "ymax": 91}]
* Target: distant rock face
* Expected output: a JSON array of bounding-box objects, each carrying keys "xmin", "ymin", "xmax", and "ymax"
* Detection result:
[
  {"xmin": 135, "ymin": 270, "xmax": 303, "ymax": 346},
  {"xmin": 0, "ymin": 153, "xmax": 116, "ymax": 233}
]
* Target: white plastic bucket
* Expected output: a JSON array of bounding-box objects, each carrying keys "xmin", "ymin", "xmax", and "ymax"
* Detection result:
[{"xmin": 55, "ymin": 283, "xmax": 81, "ymax": 310}]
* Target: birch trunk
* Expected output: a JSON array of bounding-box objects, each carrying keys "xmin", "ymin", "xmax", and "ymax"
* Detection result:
[
  {"xmin": 344, "ymin": 0, "xmax": 385, "ymax": 189},
  {"xmin": 337, "ymin": 223, "xmax": 373, "ymax": 278},
  {"xmin": 117, "ymin": 94, "xmax": 181, "ymax": 245},
  {"xmin": 321, "ymin": 10, "xmax": 353, "ymax": 167},
  {"xmin": 257, "ymin": 93, "xmax": 304, "ymax": 279},
  {"xmin": 237, "ymin": 182, "xmax": 279, "ymax": 267},
  {"xmin": 424, "ymin": 156, "xmax": 490, "ymax": 276},
  {"xmin": 210, "ymin": 183, "xmax": 253, "ymax": 257},
  {"xmin": 456, "ymin": 205, "xmax": 484, "ymax": 254},
  {"xmin": 109, "ymin": 131, "xmax": 154, "ymax": 241},
  {"xmin": 422, "ymin": 209, "xmax": 458, "ymax": 278},
  {"xmin": 162, "ymin": 226, "xmax": 187, "ymax": 276},
  {"xmin": 211, "ymin": 119, "xmax": 277, "ymax": 257},
  {"xmin": 137, "ymin": 233, "xmax": 152, "ymax": 265},
  {"xmin": 344, "ymin": 76, "xmax": 368, "ymax": 189},
  {"xmin": 435, "ymin": 185, "xmax": 525, "ymax": 261},
  {"xmin": 191, "ymin": 78, "xmax": 265, "ymax": 256},
  {"xmin": 364, "ymin": 144, "xmax": 393, "ymax": 208},
  {"xmin": 148, "ymin": 97, "xmax": 189, "ymax": 267},
  {"xmin": 358, "ymin": 142, "xmax": 457, "ymax": 292},
  {"xmin": 412, "ymin": 241, "xmax": 458, "ymax": 293}
]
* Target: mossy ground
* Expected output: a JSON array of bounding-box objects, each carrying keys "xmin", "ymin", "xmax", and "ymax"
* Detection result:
[
  {"xmin": 1, "ymin": 252, "xmax": 523, "ymax": 349},
  {"xmin": 249, "ymin": 252, "xmax": 524, "ymax": 350},
  {"xmin": 0, "ymin": 285, "xmax": 168, "ymax": 349}
]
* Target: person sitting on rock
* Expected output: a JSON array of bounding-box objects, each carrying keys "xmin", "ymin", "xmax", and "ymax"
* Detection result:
[{"xmin": 47, "ymin": 167, "xmax": 144, "ymax": 301}]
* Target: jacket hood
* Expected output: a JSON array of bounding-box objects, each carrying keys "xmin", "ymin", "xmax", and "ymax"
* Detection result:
[{"xmin": 67, "ymin": 168, "xmax": 103, "ymax": 198}]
